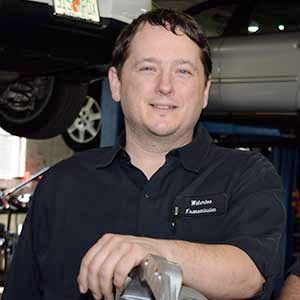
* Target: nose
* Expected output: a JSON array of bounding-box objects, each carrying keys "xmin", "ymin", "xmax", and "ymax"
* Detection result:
[{"xmin": 156, "ymin": 70, "xmax": 174, "ymax": 96}]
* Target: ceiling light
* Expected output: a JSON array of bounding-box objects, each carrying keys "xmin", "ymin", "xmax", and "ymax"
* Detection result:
[{"xmin": 248, "ymin": 25, "xmax": 259, "ymax": 33}]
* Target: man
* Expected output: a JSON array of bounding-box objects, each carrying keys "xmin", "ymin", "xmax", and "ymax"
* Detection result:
[
  {"xmin": 279, "ymin": 258, "xmax": 300, "ymax": 300},
  {"xmin": 3, "ymin": 9, "xmax": 285, "ymax": 300}
]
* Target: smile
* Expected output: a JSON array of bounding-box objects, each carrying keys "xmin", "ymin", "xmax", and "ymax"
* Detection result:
[{"xmin": 150, "ymin": 104, "xmax": 177, "ymax": 110}]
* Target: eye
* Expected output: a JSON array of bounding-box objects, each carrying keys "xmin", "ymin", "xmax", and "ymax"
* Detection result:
[
  {"xmin": 139, "ymin": 65, "xmax": 156, "ymax": 72},
  {"xmin": 177, "ymin": 68, "xmax": 193, "ymax": 76}
]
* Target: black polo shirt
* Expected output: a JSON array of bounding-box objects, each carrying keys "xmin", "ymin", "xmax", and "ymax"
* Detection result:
[
  {"xmin": 289, "ymin": 257, "xmax": 300, "ymax": 277},
  {"xmin": 3, "ymin": 126, "xmax": 286, "ymax": 300}
]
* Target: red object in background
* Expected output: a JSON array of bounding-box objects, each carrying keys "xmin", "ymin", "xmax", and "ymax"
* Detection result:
[
  {"xmin": 72, "ymin": 0, "xmax": 81, "ymax": 12},
  {"xmin": 292, "ymin": 190, "xmax": 300, "ymax": 219}
]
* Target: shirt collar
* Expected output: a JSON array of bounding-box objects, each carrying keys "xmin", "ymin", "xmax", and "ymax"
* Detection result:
[
  {"xmin": 95, "ymin": 131, "xmax": 126, "ymax": 168},
  {"xmin": 175, "ymin": 124, "xmax": 213, "ymax": 173},
  {"xmin": 95, "ymin": 124, "xmax": 212, "ymax": 171},
  {"xmin": 95, "ymin": 145, "xmax": 122, "ymax": 168}
]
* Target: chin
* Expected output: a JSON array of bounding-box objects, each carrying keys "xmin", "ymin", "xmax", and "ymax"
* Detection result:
[{"xmin": 148, "ymin": 127, "xmax": 177, "ymax": 137}]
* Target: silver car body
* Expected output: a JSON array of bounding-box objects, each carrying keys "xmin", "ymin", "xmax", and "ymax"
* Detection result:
[
  {"xmin": 188, "ymin": 0, "xmax": 300, "ymax": 113},
  {"xmin": 209, "ymin": 33, "xmax": 300, "ymax": 112}
]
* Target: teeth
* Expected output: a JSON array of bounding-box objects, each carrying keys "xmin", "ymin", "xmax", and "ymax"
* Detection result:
[{"xmin": 152, "ymin": 104, "xmax": 176, "ymax": 109}]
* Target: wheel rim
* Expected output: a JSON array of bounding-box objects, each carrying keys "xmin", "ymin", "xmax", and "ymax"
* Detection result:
[
  {"xmin": 67, "ymin": 95, "xmax": 101, "ymax": 144},
  {"xmin": 0, "ymin": 76, "xmax": 54, "ymax": 124}
]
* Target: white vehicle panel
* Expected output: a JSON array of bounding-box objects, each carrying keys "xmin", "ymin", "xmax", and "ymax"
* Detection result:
[
  {"xmin": 26, "ymin": 0, "xmax": 152, "ymax": 23},
  {"xmin": 26, "ymin": 0, "xmax": 53, "ymax": 4},
  {"xmin": 53, "ymin": 0, "xmax": 100, "ymax": 23},
  {"xmin": 99, "ymin": 0, "xmax": 151, "ymax": 23}
]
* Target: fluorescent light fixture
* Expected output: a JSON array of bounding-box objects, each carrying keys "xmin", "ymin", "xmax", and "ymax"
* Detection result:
[{"xmin": 248, "ymin": 25, "xmax": 259, "ymax": 33}]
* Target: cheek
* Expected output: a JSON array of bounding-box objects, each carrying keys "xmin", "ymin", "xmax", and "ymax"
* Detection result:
[
  {"xmin": 182, "ymin": 84, "xmax": 205, "ymax": 106},
  {"xmin": 120, "ymin": 86, "xmax": 144, "ymax": 117},
  {"xmin": 121, "ymin": 76, "xmax": 153, "ymax": 105},
  {"xmin": 122, "ymin": 76, "xmax": 145, "ymax": 98},
  {"xmin": 180, "ymin": 90, "xmax": 206, "ymax": 121}
]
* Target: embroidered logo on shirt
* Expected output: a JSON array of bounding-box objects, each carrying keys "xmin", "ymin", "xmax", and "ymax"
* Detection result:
[
  {"xmin": 176, "ymin": 193, "xmax": 227, "ymax": 217},
  {"xmin": 191, "ymin": 199, "xmax": 212, "ymax": 206}
]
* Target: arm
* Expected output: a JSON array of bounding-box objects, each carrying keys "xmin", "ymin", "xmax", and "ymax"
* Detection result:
[
  {"xmin": 2, "ymin": 169, "xmax": 55, "ymax": 300},
  {"xmin": 163, "ymin": 239, "xmax": 264, "ymax": 299},
  {"xmin": 2, "ymin": 200, "xmax": 41, "ymax": 300},
  {"xmin": 280, "ymin": 258, "xmax": 300, "ymax": 300},
  {"xmin": 279, "ymin": 275, "xmax": 300, "ymax": 300},
  {"xmin": 77, "ymin": 234, "xmax": 264, "ymax": 300}
]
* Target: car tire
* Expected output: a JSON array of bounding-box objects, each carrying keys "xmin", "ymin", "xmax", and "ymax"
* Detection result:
[
  {"xmin": 0, "ymin": 76, "xmax": 87, "ymax": 139},
  {"xmin": 62, "ymin": 82, "xmax": 102, "ymax": 152}
]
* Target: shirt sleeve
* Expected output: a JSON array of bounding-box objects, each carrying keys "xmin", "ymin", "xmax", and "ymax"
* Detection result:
[
  {"xmin": 222, "ymin": 153, "xmax": 286, "ymax": 299},
  {"xmin": 2, "ymin": 172, "xmax": 52, "ymax": 300},
  {"xmin": 288, "ymin": 257, "xmax": 300, "ymax": 277},
  {"xmin": 2, "ymin": 200, "xmax": 41, "ymax": 299}
]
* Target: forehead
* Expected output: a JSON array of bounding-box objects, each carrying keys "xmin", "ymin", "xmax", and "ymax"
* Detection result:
[{"xmin": 127, "ymin": 22, "xmax": 202, "ymax": 63}]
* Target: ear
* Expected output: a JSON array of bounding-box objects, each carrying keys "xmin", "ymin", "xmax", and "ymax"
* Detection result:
[
  {"xmin": 108, "ymin": 67, "xmax": 121, "ymax": 102},
  {"xmin": 202, "ymin": 78, "xmax": 211, "ymax": 109}
]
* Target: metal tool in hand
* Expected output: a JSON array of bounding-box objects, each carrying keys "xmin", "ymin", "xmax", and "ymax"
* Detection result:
[{"xmin": 117, "ymin": 254, "xmax": 208, "ymax": 300}]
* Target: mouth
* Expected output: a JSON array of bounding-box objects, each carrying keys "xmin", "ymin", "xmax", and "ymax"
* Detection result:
[{"xmin": 150, "ymin": 104, "xmax": 178, "ymax": 110}]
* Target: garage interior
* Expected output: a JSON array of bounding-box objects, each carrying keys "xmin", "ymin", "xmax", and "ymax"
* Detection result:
[{"xmin": 0, "ymin": 0, "xmax": 300, "ymax": 298}]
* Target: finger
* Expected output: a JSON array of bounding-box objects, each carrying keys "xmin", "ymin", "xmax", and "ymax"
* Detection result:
[
  {"xmin": 85, "ymin": 235, "xmax": 124, "ymax": 298},
  {"xmin": 98, "ymin": 246, "xmax": 129, "ymax": 300},
  {"xmin": 78, "ymin": 233, "xmax": 114, "ymax": 293},
  {"xmin": 92, "ymin": 292, "xmax": 102, "ymax": 300},
  {"xmin": 113, "ymin": 244, "xmax": 146, "ymax": 291}
]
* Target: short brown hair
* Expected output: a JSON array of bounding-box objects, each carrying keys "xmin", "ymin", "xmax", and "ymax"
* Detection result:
[{"xmin": 111, "ymin": 8, "xmax": 212, "ymax": 83}]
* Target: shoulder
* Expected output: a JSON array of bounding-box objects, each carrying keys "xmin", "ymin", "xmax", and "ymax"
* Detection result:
[
  {"xmin": 211, "ymin": 144, "xmax": 276, "ymax": 170},
  {"xmin": 51, "ymin": 146, "xmax": 116, "ymax": 173},
  {"xmin": 35, "ymin": 146, "xmax": 117, "ymax": 190},
  {"xmin": 211, "ymin": 145, "xmax": 282, "ymax": 190},
  {"xmin": 30, "ymin": 147, "xmax": 118, "ymax": 211}
]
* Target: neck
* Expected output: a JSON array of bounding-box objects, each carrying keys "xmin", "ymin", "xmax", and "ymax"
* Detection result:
[{"xmin": 124, "ymin": 128, "xmax": 193, "ymax": 179}]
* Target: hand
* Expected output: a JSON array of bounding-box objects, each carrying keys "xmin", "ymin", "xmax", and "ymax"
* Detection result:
[{"xmin": 77, "ymin": 233, "xmax": 163, "ymax": 300}]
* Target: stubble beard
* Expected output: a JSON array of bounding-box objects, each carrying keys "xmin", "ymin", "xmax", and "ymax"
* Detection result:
[{"xmin": 125, "ymin": 120, "xmax": 193, "ymax": 153}]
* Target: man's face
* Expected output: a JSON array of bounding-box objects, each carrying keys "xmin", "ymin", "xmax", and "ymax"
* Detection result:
[{"xmin": 109, "ymin": 23, "xmax": 211, "ymax": 141}]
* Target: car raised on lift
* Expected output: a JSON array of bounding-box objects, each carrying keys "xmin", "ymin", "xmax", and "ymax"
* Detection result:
[{"xmin": 0, "ymin": 0, "xmax": 151, "ymax": 139}]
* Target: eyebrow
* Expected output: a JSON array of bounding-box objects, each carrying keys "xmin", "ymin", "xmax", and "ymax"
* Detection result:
[
  {"xmin": 134, "ymin": 58, "xmax": 198, "ymax": 70},
  {"xmin": 134, "ymin": 58, "xmax": 160, "ymax": 67},
  {"xmin": 174, "ymin": 59, "xmax": 198, "ymax": 71}
]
